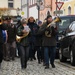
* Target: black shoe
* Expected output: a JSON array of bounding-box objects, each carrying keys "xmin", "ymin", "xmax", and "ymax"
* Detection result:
[
  {"xmin": 25, "ymin": 62, "xmax": 27, "ymax": 68},
  {"xmin": 45, "ymin": 66, "xmax": 49, "ymax": 69},
  {"xmin": 51, "ymin": 64, "xmax": 55, "ymax": 68},
  {"xmin": 38, "ymin": 61, "xmax": 41, "ymax": 64}
]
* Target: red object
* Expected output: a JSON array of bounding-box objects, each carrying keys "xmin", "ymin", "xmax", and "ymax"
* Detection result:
[{"xmin": 55, "ymin": 2, "xmax": 64, "ymax": 10}]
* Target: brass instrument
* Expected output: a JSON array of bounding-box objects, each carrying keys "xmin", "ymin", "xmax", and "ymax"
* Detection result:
[
  {"xmin": 16, "ymin": 31, "xmax": 29, "ymax": 42},
  {"xmin": 45, "ymin": 17, "xmax": 61, "ymax": 37},
  {"xmin": 0, "ymin": 19, "xmax": 2, "ymax": 25}
]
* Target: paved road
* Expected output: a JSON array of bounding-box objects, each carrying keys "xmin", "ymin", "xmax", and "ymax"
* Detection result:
[{"xmin": 0, "ymin": 58, "xmax": 75, "ymax": 75}]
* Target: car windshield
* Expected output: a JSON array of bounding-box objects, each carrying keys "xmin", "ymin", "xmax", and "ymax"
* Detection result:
[{"xmin": 58, "ymin": 18, "xmax": 70, "ymax": 33}]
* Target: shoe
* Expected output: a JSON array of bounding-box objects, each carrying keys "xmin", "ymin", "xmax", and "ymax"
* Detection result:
[
  {"xmin": 38, "ymin": 61, "xmax": 41, "ymax": 64},
  {"xmin": 51, "ymin": 64, "xmax": 55, "ymax": 68},
  {"xmin": 45, "ymin": 66, "xmax": 49, "ymax": 69},
  {"xmin": 25, "ymin": 62, "xmax": 27, "ymax": 69}
]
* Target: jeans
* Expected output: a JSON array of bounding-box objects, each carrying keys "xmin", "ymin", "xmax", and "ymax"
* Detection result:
[
  {"xmin": 36, "ymin": 46, "xmax": 44, "ymax": 61},
  {"xmin": 44, "ymin": 46, "xmax": 56, "ymax": 65},
  {"xmin": 6, "ymin": 42, "xmax": 16, "ymax": 60},
  {"xmin": 20, "ymin": 45, "xmax": 29, "ymax": 68}
]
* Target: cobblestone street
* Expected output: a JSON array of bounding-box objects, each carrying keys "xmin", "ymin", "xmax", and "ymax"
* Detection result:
[{"xmin": 0, "ymin": 58, "xmax": 75, "ymax": 75}]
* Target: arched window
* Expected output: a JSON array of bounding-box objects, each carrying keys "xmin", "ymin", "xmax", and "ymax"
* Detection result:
[{"xmin": 68, "ymin": 6, "xmax": 71, "ymax": 15}]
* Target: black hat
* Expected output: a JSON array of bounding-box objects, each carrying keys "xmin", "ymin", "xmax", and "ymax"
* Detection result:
[
  {"xmin": 46, "ymin": 15, "xmax": 52, "ymax": 19},
  {"xmin": 2, "ymin": 17, "xmax": 8, "ymax": 21},
  {"xmin": 7, "ymin": 17, "xmax": 11, "ymax": 20}
]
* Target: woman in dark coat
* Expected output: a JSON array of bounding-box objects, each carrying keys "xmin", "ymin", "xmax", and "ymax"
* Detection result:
[{"xmin": 27, "ymin": 17, "xmax": 38, "ymax": 61}]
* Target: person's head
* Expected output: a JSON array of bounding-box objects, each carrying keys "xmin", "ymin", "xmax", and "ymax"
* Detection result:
[
  {"xmin": 46, "ymin": 15, "xmax": 52, "ymax": 23},
  {"xmin": 28, "ymin": 17, "xmax": 35, "ymax": 23},
  {"xmin": 2, "ymin": 17, "xmax": 8, "ymax": 24},
  {"xmin": 7, "ymin": 17, "xmax": 11, "ymax": 24},
  {"xmin": 38, "ymin": 21, "xmax": 42, "ymax": 27},
  {"xmin": 21, "ymin": 18, "xmax": 27, "ymax": 26}
]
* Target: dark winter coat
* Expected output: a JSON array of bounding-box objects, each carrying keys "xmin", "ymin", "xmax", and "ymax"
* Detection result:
[
  {"xmin": 27, "ymin": 22, "xmax": 38, "ymax": 45},
  {"xmin": 38, "ymin": 22, "xmax": 57, "ymax": 46},
  {"xmin": 7, "ymin": 24, "xmax": 16, "ymax": 43},
  {"xmin": 17, "ymin": 25, "xmax": 30, "ymax": 46},
  {"xmin": 35, "ymin": 26, "xmax": 43, "ymax": 46}
]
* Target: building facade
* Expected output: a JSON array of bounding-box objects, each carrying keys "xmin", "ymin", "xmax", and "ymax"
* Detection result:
[
  {"xmin": 21, "ymin": 0, "xmax": 28, "ymax": 18},
  {"xmin": 40, "ymin": 0, "xmax": 56, "ymax": 21},
  {"xmin": 59, "ymin": 0, "xmax": 75, "ymax": 15},
  {"xmin": 28, "ymin": 0, "xmax": 38, "ymax": 19},
  {"xmin": 0, "ymin": 0, "xmax": 21, "ymax": 17}
]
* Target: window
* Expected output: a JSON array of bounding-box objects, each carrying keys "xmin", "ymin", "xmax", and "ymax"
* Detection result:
[
  {"xmin": 8, "ymin": 0, "xmax": 13, "ymax": 1},
  {"xmin": 68, "ymin": 6, "xmax": 71, "ymax": 15},
  {"xmin": 58, "ymin": 18, "xmax": 70, "ymax": 32},
  {"xmin": 8, "ymin": 3, "xmax": 13, "ymax": 8},
  {"xmin": 8, "ymin": 0, "xmax": 13, "ymax": 8}
]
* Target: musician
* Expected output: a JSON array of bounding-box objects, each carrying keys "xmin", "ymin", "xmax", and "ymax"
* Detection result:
[
  {"xmin": 38, "ymin": 15, "xmax": 57, "ymax": 69},
  {"xmin": 0, "ymin": 18, "xmax": 7, "ymax": 68},
  {"xmin": 17, "ymin": 19, "xmax": 30, "ymax": 69}
]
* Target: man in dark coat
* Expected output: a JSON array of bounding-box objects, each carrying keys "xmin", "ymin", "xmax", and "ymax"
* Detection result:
[
  {"xmin": 0, "ymin": 18, "xmax": 7, "ymax": 68},
  {"xmin": 27, "ymin": 17, "xmax": 38, "ymax": 61},
  {"xmin": 6, "ymin": 17, "xmax": 16, "ymax": 61},
  {"xmin": 38, "ymin": 15, "xmax": 57, "ymax": 69}
]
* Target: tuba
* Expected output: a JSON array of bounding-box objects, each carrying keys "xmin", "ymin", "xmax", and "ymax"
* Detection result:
[{"xmin": 45, "ymin": 17, "xmax": 61, "ymax": 37}]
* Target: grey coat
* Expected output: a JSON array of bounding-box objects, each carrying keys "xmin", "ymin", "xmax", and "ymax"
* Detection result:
[{"xmin": 38, "ymin": 22, "xmax": 57, "ymax": 46}]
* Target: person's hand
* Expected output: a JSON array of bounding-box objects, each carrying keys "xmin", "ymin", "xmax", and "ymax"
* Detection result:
[{"xmin": 22, "ymin": 30, "xmax": 27, "ymax": 33}]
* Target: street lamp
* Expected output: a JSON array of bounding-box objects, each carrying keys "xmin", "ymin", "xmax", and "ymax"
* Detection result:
[
  {"xmin": 16, "ymin": 7, "xmax": 20, "ymax": 16},
  {"xmin": 36, "ymin": 0, "xmax": 42, "ymax": 21}
]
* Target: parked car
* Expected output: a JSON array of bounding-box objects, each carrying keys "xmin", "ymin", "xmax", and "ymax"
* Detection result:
[
  {"xmin": 59, "ymin": 21, "xmax": 75, "ymax": 66},
  {"xmin": 56, "ymin": 15, "xmax": 75, "ymax": 58}
]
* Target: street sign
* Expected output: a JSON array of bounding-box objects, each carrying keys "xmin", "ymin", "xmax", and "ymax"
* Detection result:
[
  {"xmin": 21, "ymin": 11, "xmax": 24, "ymax": 15},
  {"xmin": 55, "ymin": 2, "xmax": 64, "ymax": 10},
  {"xmin": 54, "ymin": 10, "xmax": 63, "ymax": 14}
]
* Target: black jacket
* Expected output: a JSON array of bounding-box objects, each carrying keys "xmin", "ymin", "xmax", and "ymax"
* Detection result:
[
  {"xmin": 38, "ymin": 22, "xmax": 57, "ymax": 46},
  {"xmin": 27, "ymin": 22, "xmax": 38, "ymax": 45},
  {"xmin": 0, "ymin": 23, "xmax": 7, "ymax": 44},
  {"xmin": 7, "ymin": 24, "xmax": 16, "ymax": 43}
]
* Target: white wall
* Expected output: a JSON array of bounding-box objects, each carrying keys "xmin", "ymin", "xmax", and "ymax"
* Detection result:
[
  {"xmin": 0, "ymin": 0, "xmax": 21, "ymax": 16},
  {"xmin": 29, "ymin": 6, "xmax": 38, "ymax": 19},
  {"xmin": 21, "ymin": 0, "xmax": 28, "ymax": 18}
]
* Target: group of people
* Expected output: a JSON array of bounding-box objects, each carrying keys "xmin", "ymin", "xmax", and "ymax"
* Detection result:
[{"xmin": 0, "ymin": 15, "xmax": 57, "ymax": 70}]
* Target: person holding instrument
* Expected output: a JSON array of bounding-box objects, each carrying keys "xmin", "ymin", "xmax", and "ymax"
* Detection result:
[
  {"xmin": 38, "ymin": 15, "xmax": 58, "ymax": 69},
  {"xmin": 17, "ymin": 19, "xmax": 30, "ymax": 69}
]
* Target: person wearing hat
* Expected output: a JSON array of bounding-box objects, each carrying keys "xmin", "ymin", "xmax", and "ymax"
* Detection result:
[
  {"xmin": 38, "ymin": 15, "xmax": 57, "ymax": 69},
  {"xmin": 17, "ymin": 18, "xmax": 30, "ymax": 69},
  {"xmin": 6, "ymin": 17, "xmax": 16, "ymax": 61}
]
